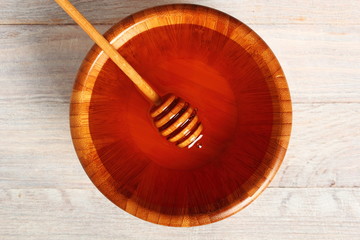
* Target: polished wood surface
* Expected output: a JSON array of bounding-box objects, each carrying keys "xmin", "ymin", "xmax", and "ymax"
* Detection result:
[{"xmin": 70, "ymin": 4, "xmax": 291, "ymax": 226}]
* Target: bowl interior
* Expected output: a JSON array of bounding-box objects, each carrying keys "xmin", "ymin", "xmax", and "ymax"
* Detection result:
[{"xmin": 71, "ymin": 5, "xmax": 291, "ymax": 226}]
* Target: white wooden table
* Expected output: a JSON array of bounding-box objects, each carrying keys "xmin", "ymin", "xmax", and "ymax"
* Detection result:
[{"xmin": 1, "ymin": 0, "xmax": 359, "ymax": 239}]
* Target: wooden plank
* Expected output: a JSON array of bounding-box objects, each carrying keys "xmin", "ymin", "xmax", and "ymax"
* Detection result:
[
  {"xmin": 251, "ymin": 24, "xmax": 360, "ymax": 103},
  {"xmin": 272, "ymin": 103, "xmax": 360, "ymax": 187},
  {"xmin": 0, "ymin": 0, "xmax": 359, "ymax": 25},
  {"xmin": 0, "ymin": 25, "xmax": 359, "ymax": 103},
  {"xmin": 0, "ymin": 1, "xmax": 359, "ymax": 238},
  {"xmin": 0, "ymin": 188, "xmax": 359, "ymax": 239},
  {"xmin": 0, "ymin": 0, "xmax": 358, "ymax": 238}
]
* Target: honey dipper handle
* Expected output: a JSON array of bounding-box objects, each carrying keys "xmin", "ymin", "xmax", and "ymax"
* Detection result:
[{"xmin": 54, "ymin": 0, "xmax": 161, "ymax": 105}]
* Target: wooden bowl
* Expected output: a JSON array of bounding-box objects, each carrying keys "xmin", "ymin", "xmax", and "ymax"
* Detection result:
[{"xmin": 70, "ymin": 4, "xmax": 292, "ymax": 227}]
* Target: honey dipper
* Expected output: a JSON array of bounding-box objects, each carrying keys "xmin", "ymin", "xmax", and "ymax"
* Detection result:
[{"xmin": 55, "ymin": 0, "xmax": 203, "ymax": 148}]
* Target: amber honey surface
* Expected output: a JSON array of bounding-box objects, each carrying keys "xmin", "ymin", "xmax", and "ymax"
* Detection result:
[{"xmin": 88, "ymin": 24, "xmax": 273, "ymax": 215}]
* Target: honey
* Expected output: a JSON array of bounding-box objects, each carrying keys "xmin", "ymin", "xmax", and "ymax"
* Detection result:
[{"xmin": 88, "ymin": 24, "xmax": 273, "ymax": 215}]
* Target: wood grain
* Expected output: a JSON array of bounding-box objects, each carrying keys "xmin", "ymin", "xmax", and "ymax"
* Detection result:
[
  {"xmin": 0, "ymin": 0, "xmax": 359, "ymax": 25},
  {"xmin": 0, "ymin": 0, "xmax": 359, "ymax": 236},
  {"xmin": 0, "ymin": 24, "xmax": 359, "ymax": 103},
  {"xmin": 1, "ymin": 188, "xmax": 359, "ymax": 239}
]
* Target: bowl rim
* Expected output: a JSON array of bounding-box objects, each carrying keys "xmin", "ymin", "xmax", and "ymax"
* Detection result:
[{"xmin": 70, "ymin": 3, "xmax": 292, "ymax": 227}]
